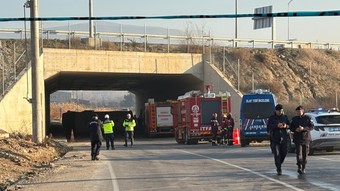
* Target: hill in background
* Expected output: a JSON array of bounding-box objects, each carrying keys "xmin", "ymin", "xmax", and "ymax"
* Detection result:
[{"xmin": 213, "ymin": 47, "xmax": 340, "ymax": 113}]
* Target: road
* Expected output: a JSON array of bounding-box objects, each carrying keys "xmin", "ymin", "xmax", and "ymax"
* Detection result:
[{"xmin": 15, "ymin": 138, "xmax": 340, "ymax": 191}]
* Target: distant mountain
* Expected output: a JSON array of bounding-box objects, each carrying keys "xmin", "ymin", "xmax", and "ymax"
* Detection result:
[
  {"xmin": 0, "ymin": 21, "xmax": 186, "ymax": 39},
  {"xmin": 45, "ymin": 21, "xmax": 185, "ymax": 36}
]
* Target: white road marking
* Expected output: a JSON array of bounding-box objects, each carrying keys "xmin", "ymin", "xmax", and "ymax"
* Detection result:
[
  {"xmin": 180, "ymin": 149, "xmax": 304, "ymax": 191},
  {"xmin": 107, "ymin": 160, "xmax": 120, "ymax": 191},
  {"xmin": 311, "ymin": 156, "xmax": 340, "ymax": 162},
  {"xmin": 284, "ymin": 170, "xmax": 340, "ymax": 191}
]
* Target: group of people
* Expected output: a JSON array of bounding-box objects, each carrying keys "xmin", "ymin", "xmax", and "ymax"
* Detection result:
[
  {"xmin": 88, "ymin": 104, "xmax": 313, "ymax": 176},
  {"xmin": 267, "ymin": 104, "xmax": 314, "ymax": 175},
  {"xmin": 89, "ymin": 113, "xmax": 136, "ymax": 161},
  {"xmin": 211, "ymin": 113, "xmax": 235, "ymax": 146}
]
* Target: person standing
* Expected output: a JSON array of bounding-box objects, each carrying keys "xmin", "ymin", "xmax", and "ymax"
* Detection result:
[
  {"xmin": 103, "ymin": 114, "xmax": 115, "ymax": 150},
  {"xmin": 220, "ymin": 114, "xmax": 228, "ymax": 145},
  {"xmin": 290, "ymin": 106, "xmax": 314, "ymax": 174},
  {"xmin": 123, "ymin": 113, "xmax": 136, "ymax": 147},
  {"xmin": 267, "ymin": 104, "xmax": 290, "ymax": 175},
  {"xmin": 211, "ymin": 113, "xmax": 219, "ymax": 146},
  {"xmin": 89, "ymin": 113, "xmax": 103, "ymax": 160},
  {"xmin": 226, "ymin": 113, "xmax": 235, "ymax": 146}
]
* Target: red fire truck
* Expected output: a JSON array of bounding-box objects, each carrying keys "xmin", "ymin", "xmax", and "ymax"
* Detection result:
[
  {"xmin": 172, "ymin": 90, "xmax": 231, "ymax": 144},
  {"xmin": 144, "ymin": 99, "xmax": 176, "ymax": 137}
]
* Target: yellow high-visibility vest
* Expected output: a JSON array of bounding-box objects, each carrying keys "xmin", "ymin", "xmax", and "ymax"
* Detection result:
[
  {"xmin": 103, "ymin": 120, "xmax": 114, "ymax": 134},
  {"xmin": 123, "ymin": 119, "xmax": 136, "ymax": 131}
]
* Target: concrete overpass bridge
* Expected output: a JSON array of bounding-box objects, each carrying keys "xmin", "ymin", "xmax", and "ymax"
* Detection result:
[{"xmin": 0, "ymin": 48, "xmax": 242, "ymax": 139}]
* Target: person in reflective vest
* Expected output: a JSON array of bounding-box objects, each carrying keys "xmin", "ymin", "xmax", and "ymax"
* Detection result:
[
  {"xmin": 211, "ymin": 113, "xmax": 219, "ymax": 146},
  {"xmin": 221, "ymin": 114, "xmax": 228, "ymax": 145},
  {"xmin": 103, "ymin": 114, "xmax": 115, "ymax": 150},
  {"xmin": 123, "ymin": 113, "xmax": 136, "ymax": 147}
]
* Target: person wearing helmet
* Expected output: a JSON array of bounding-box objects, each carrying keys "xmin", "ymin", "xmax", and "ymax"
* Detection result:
[
  {"xmin": 220, "ymin": 114, "xmax": 228, "ymax": 145},
  {"xmin": 210, "ymin": 113, "xmax": 219, "ymax": 146},
  {"xmin": 226, "ymin": 113, "xmax": 235, "ymax": 146},
  {"xmin": 103, "ymin": 114, "xmax": 115, "ymax": 150},
  {"xmin": 89, "ymin": 113, "xmax": 103, "ymax": 160},
  {"xmin": 123, "ymin": 113, "xmax": 136, "ymax": 147}
]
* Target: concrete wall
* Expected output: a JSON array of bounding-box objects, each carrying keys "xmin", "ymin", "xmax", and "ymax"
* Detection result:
[
  {"xmin": 0, "ymin": 48, "xmax": 243, "ymax": 137},
  {"xmin": 204, "ymin": 62, "xmax": 243, "ymax": 128},
  {"xmin": 0, "ymin": 67, "xmax": 32, "ymax": 134},
  {"xmin": 43, "ymin": 49, "xmax": 204, "ymax": 80},
  {"xmin": 0, "ymin": 54, "xmax": 45, "ymax": 138}
]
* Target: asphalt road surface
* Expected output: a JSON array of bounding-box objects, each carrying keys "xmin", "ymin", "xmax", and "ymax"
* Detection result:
[{"xmin": 15, "ymin": 138, "xmax": 340, "ymax": 191}]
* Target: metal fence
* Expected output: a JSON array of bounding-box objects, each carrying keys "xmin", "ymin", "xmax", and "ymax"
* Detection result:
[
  {"xmin": 0, "ymin": 39, "xmax": 30, "ymax": 99},
  {"xmin": 1, "ymin": 25, "xmax": 340, "ymax": 101},
  {"xmin": 1, "ymin": 27, "xmax": 340, "ymax": 52}
]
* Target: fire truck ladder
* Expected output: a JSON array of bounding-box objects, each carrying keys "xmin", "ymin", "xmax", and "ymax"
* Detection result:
[
  {"xmin": 150, "ymin": 104, "xmax": 157, "ymax": 130},
  {"xmin": 221, "ymin": 95, "xmax": 229, "ymax": 115}
]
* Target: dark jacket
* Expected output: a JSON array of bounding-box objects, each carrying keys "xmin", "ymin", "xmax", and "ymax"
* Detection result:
[
  {"xmin": 267, "ymin": 113, "xmax": 290, "ymax": 144},
  {"xmin": 290, "ymin": 115, "xmax": 314, "ymax": 144},
  {"xmin": 211, "ymin": 116, "xmax": 219, "ymax": 134},
  {"xmin": 89, "ymin": 119, "xmax": 103, "ymax": 141}
]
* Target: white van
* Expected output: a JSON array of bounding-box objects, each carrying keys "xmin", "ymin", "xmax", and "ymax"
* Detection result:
[{"xmin": 288, "ymin": 108, "xmax": 340, "ymax": 155}]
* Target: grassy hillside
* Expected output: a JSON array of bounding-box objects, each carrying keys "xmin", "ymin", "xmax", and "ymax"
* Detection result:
[{"xmin": 213, "ymin": 48, "xmax": 340, "ymax": 113}]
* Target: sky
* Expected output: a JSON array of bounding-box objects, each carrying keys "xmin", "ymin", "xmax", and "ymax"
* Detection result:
[{"xmin": 0, "ymin": 0, "xmax": 340, "ymax": 43}]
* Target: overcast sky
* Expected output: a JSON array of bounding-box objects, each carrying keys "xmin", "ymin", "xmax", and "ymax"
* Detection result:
[{"xmin": 1, "ymin": 0, "xmax": 340, "ymax": 42}]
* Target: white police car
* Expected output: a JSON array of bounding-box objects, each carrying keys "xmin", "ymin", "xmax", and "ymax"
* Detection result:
[{"xmin": 288, "ymin": 108, "xmax": 340, "ymax": 155}]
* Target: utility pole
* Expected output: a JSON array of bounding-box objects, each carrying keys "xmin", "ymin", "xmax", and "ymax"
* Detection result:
[
  {"xmin": 237, "ymin": 59, "xmax": 240, "ymax": 91},
  {"xmin": 235, "ymin": 0, "xmax": 238, "ymax": 47},
  {"xmin": 336, "ymin": 91, "xmax": 338, "ymax": 108},
  {"xmin": 288, "ymin": 0, "xmax": 294, "ymax": 40},
  {"xmin": 89, "ymin": 0, "xmax": 94, "ymax": 38},
  {"xmin": 31, "ymin": 0, "xmax": 44, "ymax": 143}
]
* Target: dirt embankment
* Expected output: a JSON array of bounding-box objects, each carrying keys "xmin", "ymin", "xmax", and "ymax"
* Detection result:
[
  {"xmin": 214, "ymin": 48, "xmax": 340, "ymax": 109},
  {"xmin": 0, "ymin": 135, "xmax": 70, "ymax": 190}
]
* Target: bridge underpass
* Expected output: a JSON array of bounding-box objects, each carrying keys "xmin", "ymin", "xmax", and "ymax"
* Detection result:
[
  {"xmin": 1, "ymin": 48, "xmax": 242, "ymax": 142},
  {"xmin": 45, "ymin": 71, "xmax": 204, "ymax": 139},
  {"xmin": 45, "ymin": 71, "xmax": 203, "ymax": 100}
]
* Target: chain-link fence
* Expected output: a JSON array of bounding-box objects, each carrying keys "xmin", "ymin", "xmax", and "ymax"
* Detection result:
[{"xmin": 0, "ymin": 39, "xmax": 31, "ymax": 99}]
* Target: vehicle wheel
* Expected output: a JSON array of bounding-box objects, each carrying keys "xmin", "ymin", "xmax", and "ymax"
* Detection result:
[
  {"xmin": 184, "ymin": 128, "xmax": 189, "ymax": 145},
  {"xmin": 309, "ymin": 147, "xmax": 315, "ymax": 155},
  {"xmin": 326, "ymin": 148, "xmax": 334, "ymax": 152},
  {"xmin": 175, "ymin": 129, "xmax": 183, "ymax": 144},
  {"xmin": 189, "ymin": 139, "xmax": 199, "ymax": 144},
  {"xmin": 240, "ymin": 138, "xmax": 247, "ymax": 147}
]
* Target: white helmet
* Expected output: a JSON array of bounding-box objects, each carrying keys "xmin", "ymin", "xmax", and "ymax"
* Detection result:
[{"xmin": 104, "ymin": 114, "xmax": 109, "ymax": 119}]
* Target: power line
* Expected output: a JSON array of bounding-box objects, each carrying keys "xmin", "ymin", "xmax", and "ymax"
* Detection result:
[{"xmin": 0, "ymin": 10, "xmax": 339, "ymax": 22}]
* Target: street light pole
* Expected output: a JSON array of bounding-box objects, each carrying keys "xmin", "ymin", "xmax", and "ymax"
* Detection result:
[
  {"xmin": 235, "ymin": 0, "xmax": 238, "ymax": 47},
  {"xmin": 23, "ymin": 1, "xmax": 30, "ymax": 55},
  {"xmin": 288, "ymin": 0, "xmax": 293, "ymax": 40},
  {"xmin": 89, "ymin": 0, "xmax": 94, "ymax": 38}
]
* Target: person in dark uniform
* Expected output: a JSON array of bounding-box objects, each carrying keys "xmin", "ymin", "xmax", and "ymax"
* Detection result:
[
  {"xmin": 267, "ymin": 104, "xmax": 290, "ymax": 175},
  {"xmin": 226, "ymin": 113, "xmax": 235, "ymax": 146},
  {"xmin": 290, "ymin": 106, "xmax": 314, "ymax": 175},
  {"xmin": 211, "ymin": 113, "xmax": 219, "ymax": 146},
  {"xmin": 89, "ymin": 113, "xmax": 103, "ymax": 160},
  {"xmin": 220, "ymin": 114, "xmax": 228, "ymax": 145}
]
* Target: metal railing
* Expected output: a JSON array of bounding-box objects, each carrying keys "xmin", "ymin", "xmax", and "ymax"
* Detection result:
[
  {"xmin": 1, "ymin": 27, "xmax": 340, "ymax": 101},
  {"xmin": 1, "ymin": 28, "xmax": 340, "ymax": 51}
]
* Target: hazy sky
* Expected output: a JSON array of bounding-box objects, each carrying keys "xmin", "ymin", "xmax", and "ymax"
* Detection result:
[{"xmin": 1, "ymin": 0, "xmax": 340, "ymax": 42}]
